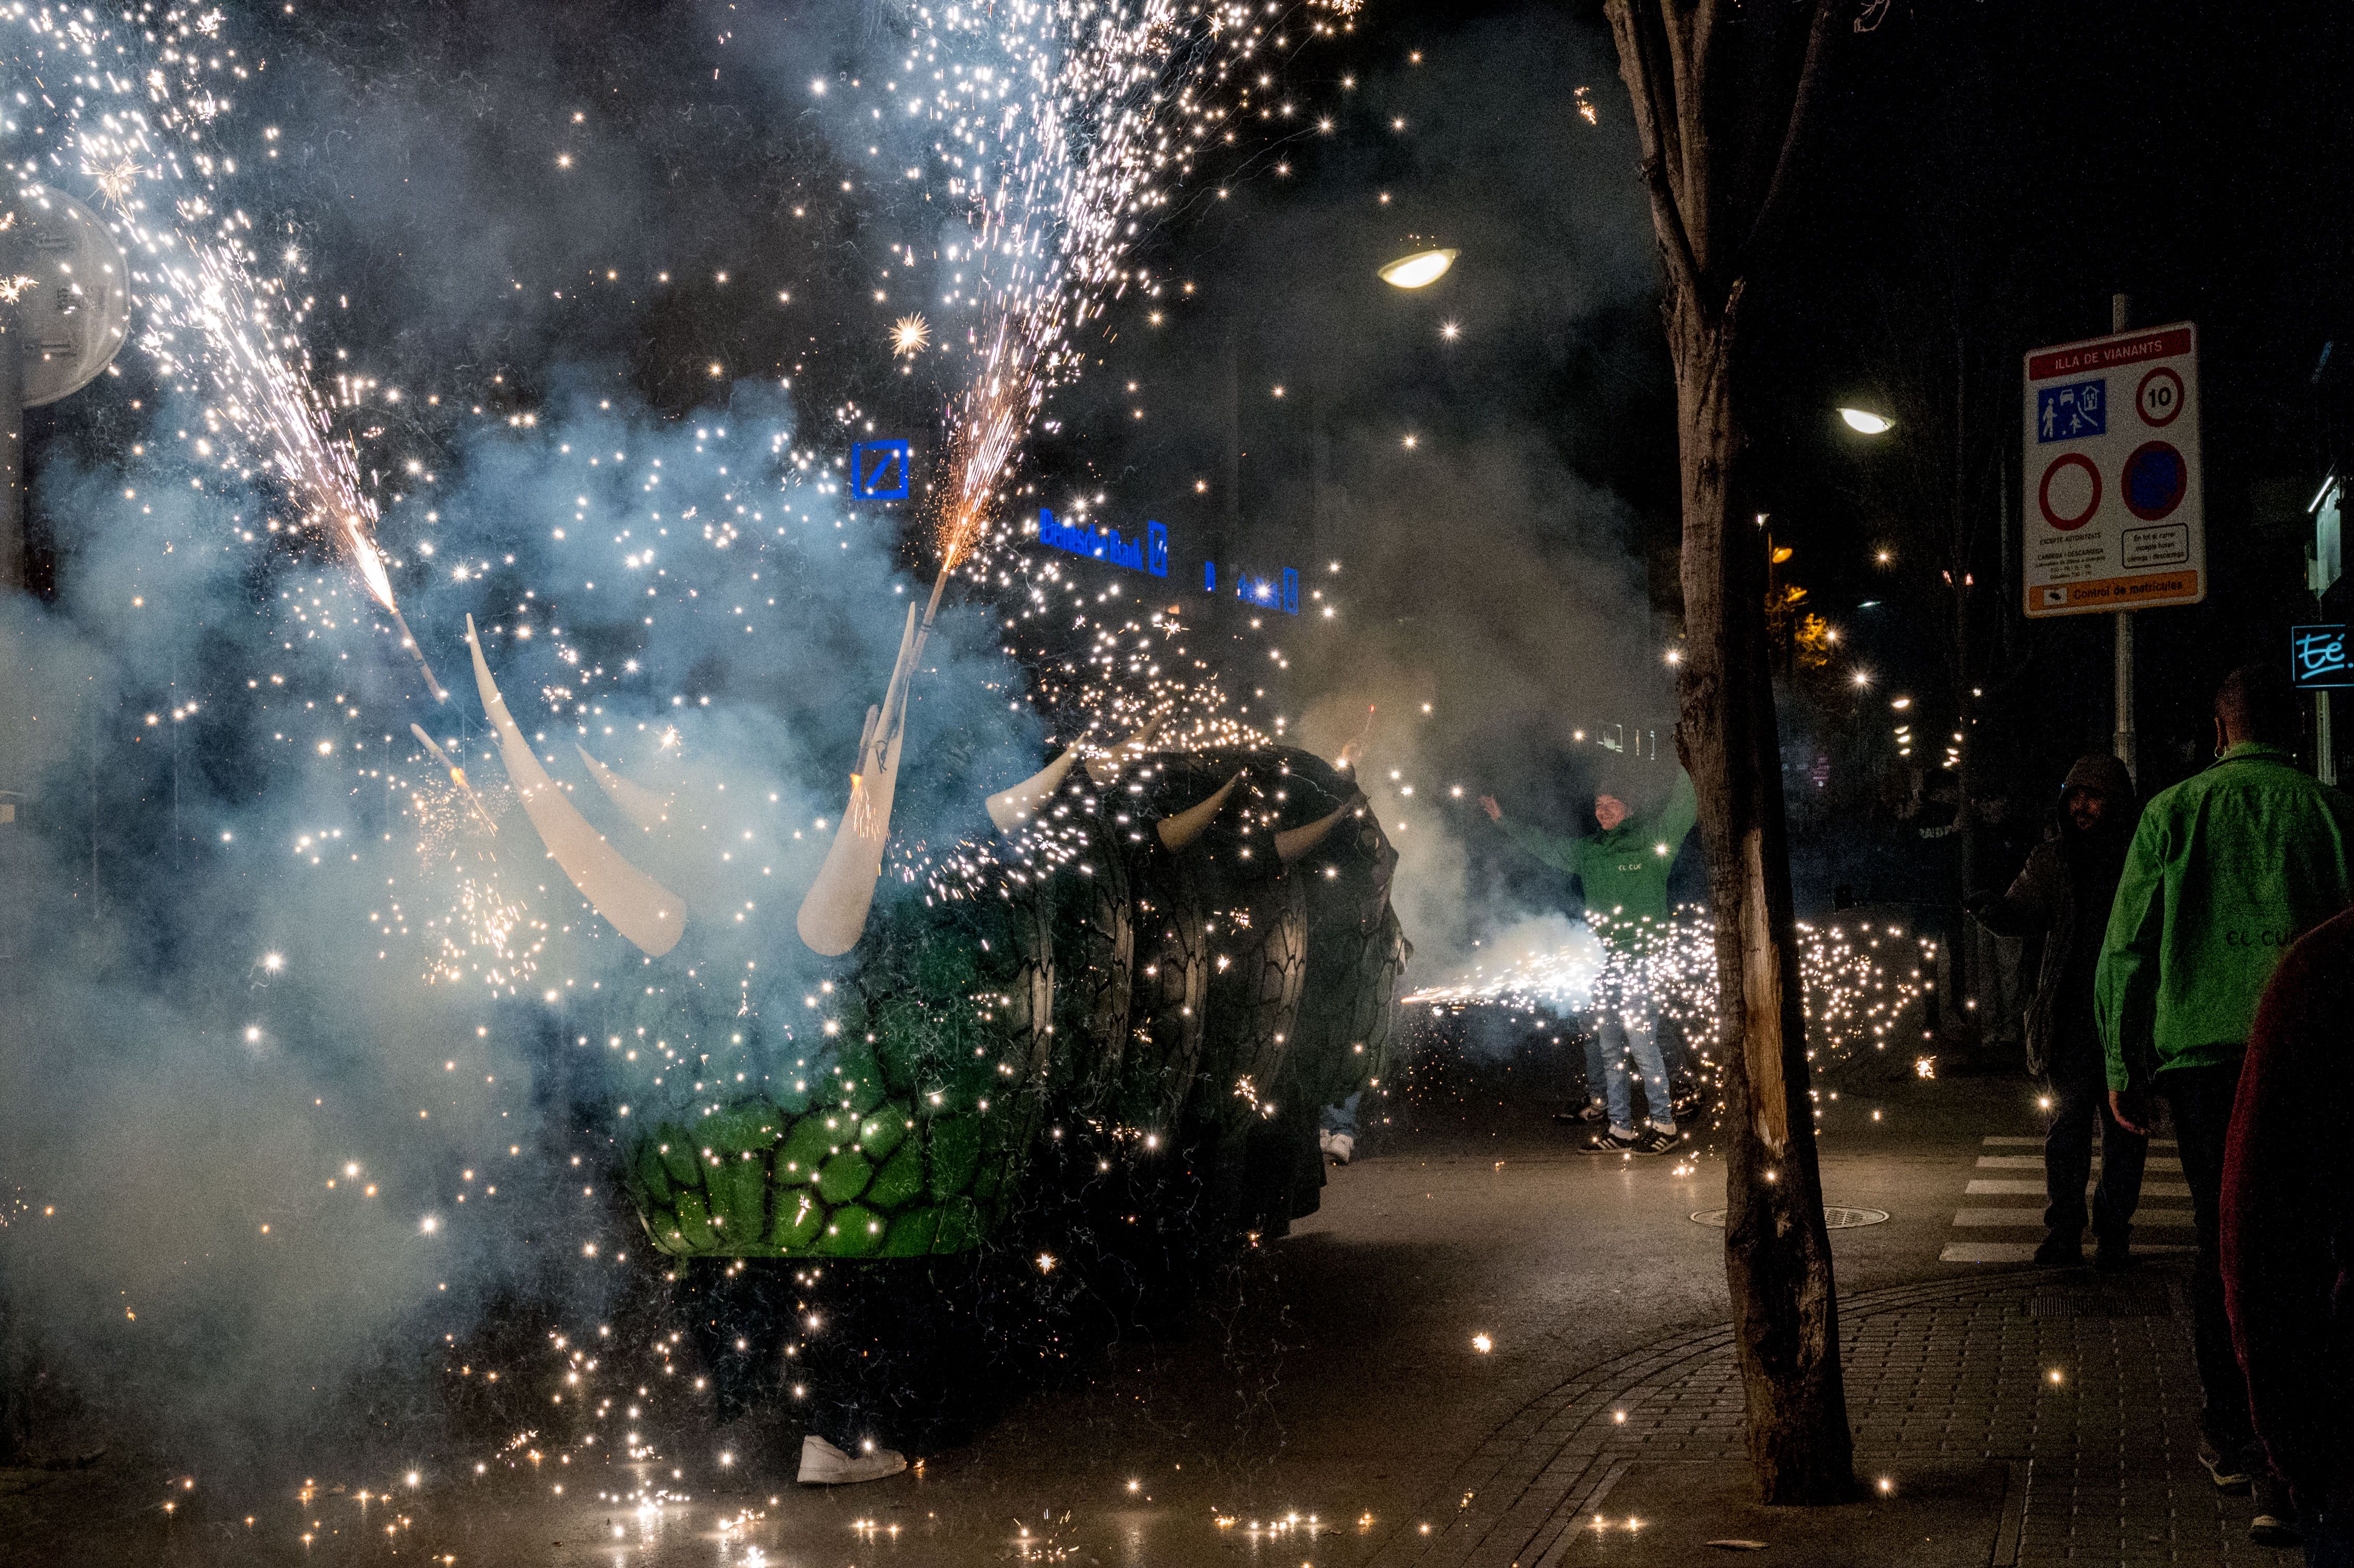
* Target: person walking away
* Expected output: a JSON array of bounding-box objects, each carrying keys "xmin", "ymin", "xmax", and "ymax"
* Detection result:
[
  {"xmin": 1965, "ymin": 754, "xmax": 2145, "ymax": 1268},
  {"xmin": 2222, "ymin": 907, "xmax": 2354, "ymax": 1559},
  {"xmin": 2099, "ymin": 661, "xmax": 2354, "ymax": 1541},
  {"xmin": 1483, "ymin": 764, "xmax": 1697, "ymax": 1155}
]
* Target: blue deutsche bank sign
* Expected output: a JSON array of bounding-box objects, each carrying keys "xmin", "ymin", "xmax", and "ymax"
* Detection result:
[
  {"xmin": 2036, "ymin": 378, "xmax": 2105, "ymax": 443},
  {"xmin": 849, "ymin": 439, "xmax": 911, "ymax": 501},
  {"xmin": 2292, "ymin": 624, "xmax": 2354, "ymax": 688},
  {"xmin": 1201, "ymin": 560, "xmax": 1300, "ymax": 615},
  {"xmin": 1036, "ymin": 506, "xmax": 1300, "ymax": 614},
  {"xmin": 1038, "ymin": 508, "xmax": 1168, "ymax": 578}
]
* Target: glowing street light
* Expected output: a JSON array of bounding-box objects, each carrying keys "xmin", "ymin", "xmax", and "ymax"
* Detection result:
[
  {"xmin": 1378, "ymin": 247, "xmax": 1458, "ymax": 289},
  {"xmin": 1838, "ymin": 406, "xmax": 1895, "ymax": 436}
]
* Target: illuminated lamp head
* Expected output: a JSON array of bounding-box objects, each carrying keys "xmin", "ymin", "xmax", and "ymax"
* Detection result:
[{"xmin": 1377, "ymin": 247, "xmax": 1458, "ymax": 289}]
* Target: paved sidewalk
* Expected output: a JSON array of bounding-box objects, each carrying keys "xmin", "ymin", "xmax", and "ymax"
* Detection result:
[{"xmin": 1371, "ymin": 1259, "xmax": 2285, "ymax": 1567}]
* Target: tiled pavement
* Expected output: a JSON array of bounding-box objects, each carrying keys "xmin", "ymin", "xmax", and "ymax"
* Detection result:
[{"xmin": 1368, "ymin": 1261, "xmax": 2282, "ymax": 1567}]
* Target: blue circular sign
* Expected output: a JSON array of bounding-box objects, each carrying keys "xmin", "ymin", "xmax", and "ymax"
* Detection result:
[{"xmin": 2123, "ymin": 441, "xmax": 2187, "ymax": 521}]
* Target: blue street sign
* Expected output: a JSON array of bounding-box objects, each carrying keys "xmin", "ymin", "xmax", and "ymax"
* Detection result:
[
  {"xmin": 850, "ymin": 439, "xmax": 911, "ymax": 501},
  {"xmin": 2036, "ymin": 378, "xmax": 2106, "ymax": 443},
  {"xmin": 2293, "ymin": 624, "xmax": 2354, "ymax": 689}
]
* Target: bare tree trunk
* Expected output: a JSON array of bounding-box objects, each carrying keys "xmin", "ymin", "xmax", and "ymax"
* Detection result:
[
  {"xmin": 1674, "ymin": 303, "xmax": 1855, "ymax": 1504},
  {"xmin": 1607, "ymin": 0, "xmax": 1855, "ymax": 1504}
]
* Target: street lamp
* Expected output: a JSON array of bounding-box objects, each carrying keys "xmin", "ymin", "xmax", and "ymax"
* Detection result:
[
  {"xmin": 1377, "ymin": 247, "xmax": 1458, "ymax": 289},
  {"xmin": 0, "ymin": 184, "xmax": 131, "ymax": 591},
  {"xmin": 1838, "ymin": 406, "xmax": 1895, "ymax": 435}
]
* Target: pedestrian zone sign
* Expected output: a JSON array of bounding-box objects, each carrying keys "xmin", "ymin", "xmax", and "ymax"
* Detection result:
[{"xmin": 2021, "ymin": 322, "xmax": 2203, "ymax": 617}]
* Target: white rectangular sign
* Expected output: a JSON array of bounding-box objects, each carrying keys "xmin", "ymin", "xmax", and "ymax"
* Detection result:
[{"xmin": 2021, "ymin": 321, "xmax": 2203, "ymax": 617}]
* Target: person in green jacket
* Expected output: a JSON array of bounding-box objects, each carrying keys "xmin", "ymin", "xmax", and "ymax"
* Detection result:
[
  {"xmin": 2097, "ymin": 662, "xmax": 2354, "ymax": 1517},
  {"xmin": 1483, "ymin": 764, "xmax": 1698, "ymax": 1154}
]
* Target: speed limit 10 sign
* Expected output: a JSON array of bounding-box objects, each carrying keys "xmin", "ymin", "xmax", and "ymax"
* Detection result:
[{"xmin": 2021, "ymin": 322, "xmax": 2204, "ymax": 618}]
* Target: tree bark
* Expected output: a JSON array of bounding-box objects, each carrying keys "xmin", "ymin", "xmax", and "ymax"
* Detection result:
[{"xmin": 1606, "ymin": 0, "xmax": 1854, "ymax": 1504}]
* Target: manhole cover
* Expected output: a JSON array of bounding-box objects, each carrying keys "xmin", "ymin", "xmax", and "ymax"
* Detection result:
[{"xmin": 1689, "ymin": 1205, "xmax": 1889, "ymax": 1230}]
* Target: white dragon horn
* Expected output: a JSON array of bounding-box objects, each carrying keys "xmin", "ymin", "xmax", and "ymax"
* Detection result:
[
  {"xmin": 797, "ymin": 603, "xmax": 922, "ymax": 957},
  {"xmin": 1156, "ymin": 770, "xmax": 1244, "ymax": 852},
  {"xmin": 1086, "ymin": 714, "xmax": 1161, "ymax": 787},
  {"xmin": 986, "ymin": 747, "xmax": 1080, "ymax": 833},
  {"xmin": 576, "ymin": 743, "xmax": 672, "ymax": 832},
  {"xmin": 1275, "ymin": 802, "xmax": 1351, "ymax": 863},
  {"xmin": 466, "ymin": 616, "xmax": 686, "ymax": 957}
]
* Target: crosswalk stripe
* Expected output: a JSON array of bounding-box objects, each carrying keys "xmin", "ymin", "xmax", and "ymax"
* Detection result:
[
  {"xmin": 1967, "ymin": 1178, "xmax": 2191, "ymax": 1196},
  {"xmin": 1951, "ymin": 1207, "xmax": 2194, "ymax": 1227},
  {"xmin": 1982, "ymin": 1134, "xmax": 2177, "ymax": 1147},
  {"xmin": 1949, "ymin": 1127, "xmax": 2201, "ymax": 1263},
  {"xmin": 1976, "ymin": 1154, "xmax": 2182, "ymax": 1171},
  {"xmin": 1941, "ymin": 1240, "xmax": 2194, "ymax": 1263}
]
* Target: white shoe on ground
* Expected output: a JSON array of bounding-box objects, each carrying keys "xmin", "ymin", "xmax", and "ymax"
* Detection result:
[
  {"xmin": 796, "ymin": 1434, "xmax": 908, "ymax": 1485},
  {"xmin": 1326, "ymin": 1132, "xmax": 1355, "ymax": 1165}
]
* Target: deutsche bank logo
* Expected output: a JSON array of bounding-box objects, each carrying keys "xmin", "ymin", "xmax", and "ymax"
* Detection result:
[
  {"xmin": 2037, "ymin": 379, "xmax": 2105, "ymax": 443},
  {"xmin": 850, "ymin": 440, "xmax": 911, "ymax": 501}
]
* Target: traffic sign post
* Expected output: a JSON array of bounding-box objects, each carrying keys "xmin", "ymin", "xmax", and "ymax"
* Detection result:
[{"xmin": 2021, "ymin": 321, "xmax": 2204, "ymax": 618}]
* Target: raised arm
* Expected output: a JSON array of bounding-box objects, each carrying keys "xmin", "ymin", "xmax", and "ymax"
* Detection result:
[
  {"xmin": 1483, "ymin": 797, "xmax": 1585, "ymax": 876},
  {"xmin": 1653, "ymin": 766, "xmax": 1697, "ymax": 853}
]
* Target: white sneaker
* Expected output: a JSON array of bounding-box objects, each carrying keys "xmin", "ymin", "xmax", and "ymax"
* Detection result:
[
  {"xmin": 796, "ymin": 1434, "xmax": 908, "ymax": 1486},
  {"xmin": 1326, "ymin": 1132, "xmax": 1354, "ymax": 1165},
  {"xmin": 1317, "ymin": 1127, "xmax": 1336, "ymax": 1156}
]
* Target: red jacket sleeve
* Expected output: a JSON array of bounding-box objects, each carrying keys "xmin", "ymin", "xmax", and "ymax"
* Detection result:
[{"xmin": 2224, "ymin": 910, "xmax": 2354, "ymax": 1510}]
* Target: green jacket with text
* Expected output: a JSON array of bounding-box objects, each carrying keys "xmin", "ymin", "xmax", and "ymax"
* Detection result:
[{"xmin": 2096, "ymin": 741, "xmax": 2354, "ymax": 1090}]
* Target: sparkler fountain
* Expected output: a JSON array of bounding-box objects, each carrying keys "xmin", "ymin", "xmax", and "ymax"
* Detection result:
[{"xmin": 2, "ymin": 0, "xmax": 1413, "ymax": 1488}]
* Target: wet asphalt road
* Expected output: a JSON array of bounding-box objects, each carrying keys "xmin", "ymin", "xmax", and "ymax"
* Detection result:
[{"xmin": 1, "ymin": 1060, "xmax": 2044, "ymax": 1566}]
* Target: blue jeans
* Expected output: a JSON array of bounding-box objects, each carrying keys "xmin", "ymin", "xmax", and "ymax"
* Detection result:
[
  {"xmin": 1320, "ymin": 1091, "xmax": 1360, "ymax": 1138},
  {"xmin": 1598, "ymin": 1005, "xmax": 1673, "ymax": 1133}
]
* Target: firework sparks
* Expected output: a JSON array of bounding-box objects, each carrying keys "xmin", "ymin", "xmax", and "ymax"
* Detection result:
[
  {"xmin": 6, "ymin": 4, "xmax": 429, "ymax": 688},
  {"xmin": 1407, "ymin": 910, "xmax": 1937, "ymax": 1075},
  {"xmin": 888, "ymin": 313, "xmax": 931, "ymax": 357}
]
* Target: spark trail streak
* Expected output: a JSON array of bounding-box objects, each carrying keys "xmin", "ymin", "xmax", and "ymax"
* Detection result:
[
  {"xmin": 6, "ymin": 4, "xmax": 443, "ymax": 695},
  {"xmin": 807, "ymin": 1, "xmax": 1359, "ymax": 920}
]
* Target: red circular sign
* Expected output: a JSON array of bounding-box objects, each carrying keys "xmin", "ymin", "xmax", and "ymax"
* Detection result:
[
  {"xmin": 2137, "ymin": 366, "xmax": 2185, "ymax": 427},
  {"xmin": 2038, "ymin": 452, "xmax": 2102, "ymax": 531},
  {"xmin": 2123, "ymin": 440, "xmax": 2188, "ymax": 521}
]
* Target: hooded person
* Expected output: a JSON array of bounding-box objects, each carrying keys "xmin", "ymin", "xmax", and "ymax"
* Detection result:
[
  {"xmin": 1482, "ymin": 759, "xmax": 1698, "ymax": 1154},
  {"xmin": 1966, "ymin": 752, "xmax": 2145, "ymax": 1269}
]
